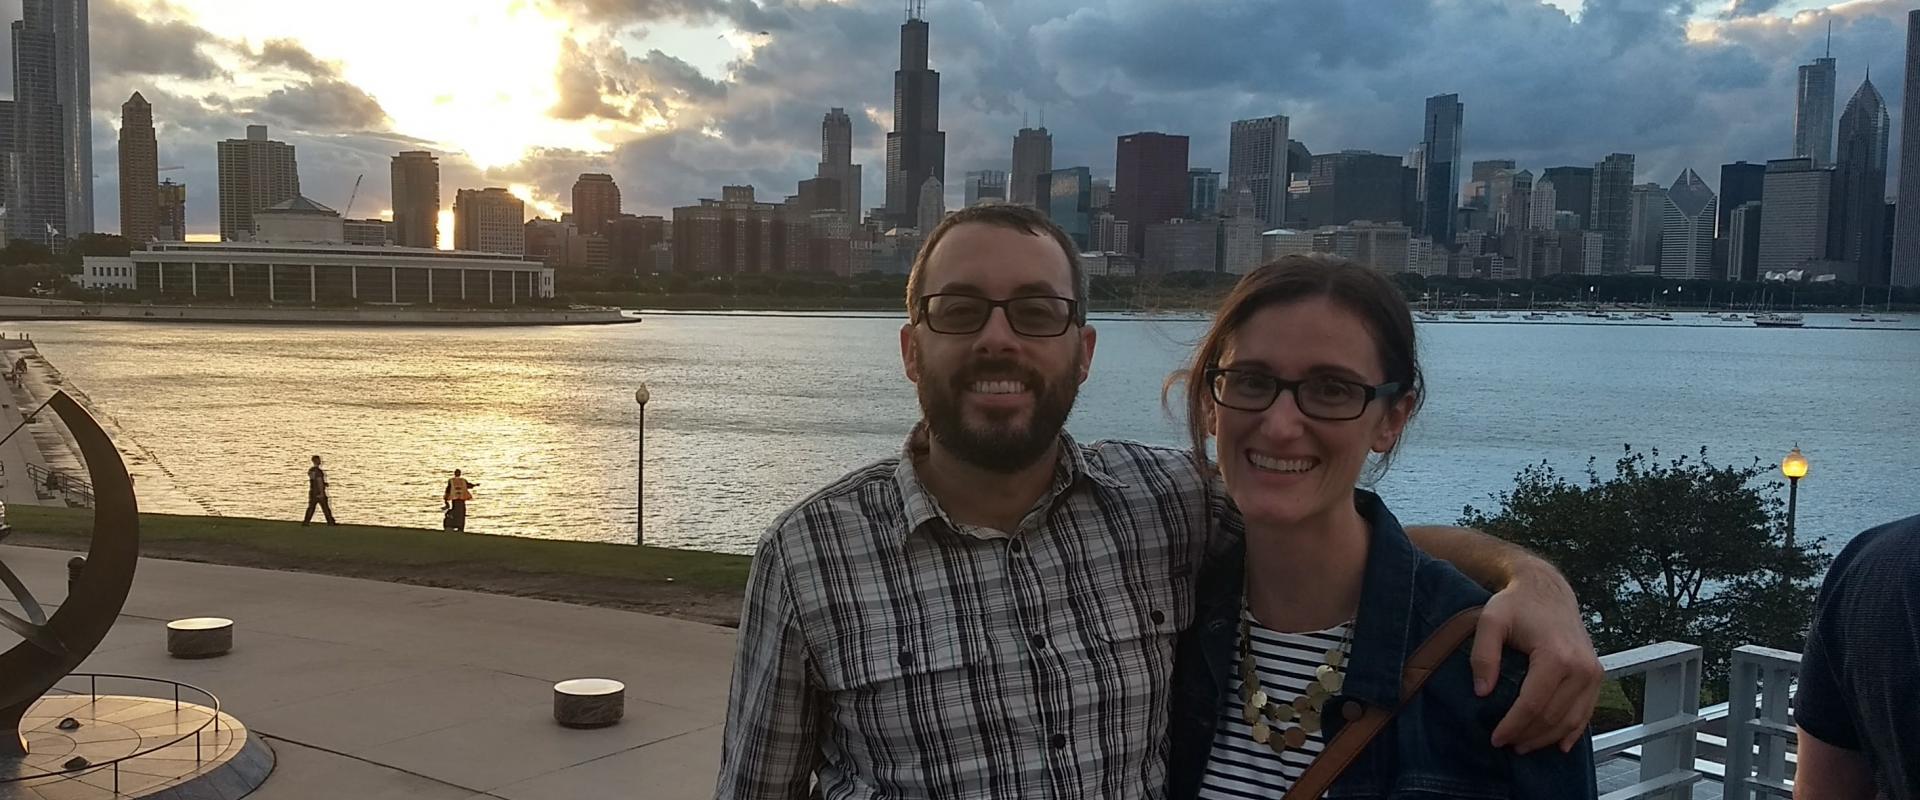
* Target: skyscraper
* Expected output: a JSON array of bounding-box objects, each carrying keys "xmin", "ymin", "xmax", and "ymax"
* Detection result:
[
  {"xmin": 1040, "ymin": 167, "xmax": 1093, "ymax": 250},
  {"xmin": 1418, "ymin": 94, "xmax": 1463, "ymax": 246},
  {"xmin": 1833, "ymin": 75, "xmax": 1891, "ymax": 284},
  {"xmin": 1187, "ymin": 168, "xmax": 1220, "ymax": 219},
  {"xmin": 155, "ymin": 179, "xmax": 186, "ymax": 241},
  {"xmin": 963, "ymin": 170, "xmax": 1006, "ymax": 206},
  {"xmin": 1591, "ymin": 153, "xmax": 1635, "ymax": 272},
  {"xmin": 571, "ymin": 173, "xmax": 620, "ymax": 237},
  {"xmin": 454, "ymin": 187, "xmax": 526, "ymax": 255},
  {"xmin": 817, "ymin": 108, "xmax": 861, "ymax": 226},
  {"xmin": 1897, "ymin": 10, "xmax": 1920, "ymax": 287},
  {"xmin": 1628, "ymin": 182, "xmax": 1667, "ymax": 269},
  {"xmin": 917, "ymin": 176, "xmax": 944, "ymax": 234},
  {"xmin": 1727, "ymin": 201, "xmax": 1763, "ymax": 281},
  {"xmin": 884, "ymin": 2, "xmax": 945, "ymax": 228},
  {"xmin": 1114, "ymin": 132, "xmax": 1189, "ymax": 255},
  {"xmin": 1659, "ymin": 169, "xmax": 1716, "ymax": 280},
  {"xmin": 1794, "ymin": 47, "xmax": 1837, "ymax": 167},
  {"xmin": 1307, "ymin": 151, "xmax": 1408, "ymax": 228},
  {"xmin": 9, "ymin": 2, "xmax": 66, "ymax": 248},
  {"xmin": 1758, "ymin": 157, "xmax": 1834, "ymax": 276},
  {"xmin": 390, "ymin": 151, "xmax": 439, "ymax": 248},
  {"xmin": 217, "ymin": 125, "xmax": 300, "ymax": 242},
  {"xmin": 1010, "ymin": 126, "xmax": 1051, "ymax": 207},
  {"xmin": 1540, "ymin": 166, "xmax": 1594, "ymax": 228},
  {"xmin": 1717, "ymin": 161, "xmax": 1766, "ymax": 238},
  {"xmin": 118, "ymin": 92, "xmax": 157, "ymax": 243},
  {"xmin": 1228, "ymin": 115, "xmax": 1290, "ymax": 226},
  {"xmin": 52, "ymin": 0, "xmax": 90, "ymax": 235}
]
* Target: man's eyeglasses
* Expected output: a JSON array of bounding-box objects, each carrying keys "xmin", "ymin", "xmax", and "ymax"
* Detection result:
[
  {"xmin": 917, "ymin": 293, "xmax": 1079, "ymax": 337},
  {"xmin": 1205, "ymin": 368, "xmax": 1402, "ymax": 421}
]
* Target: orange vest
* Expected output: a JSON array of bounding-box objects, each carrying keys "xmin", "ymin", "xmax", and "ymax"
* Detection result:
[{"xmin": 446, "ymin": 477, "xmax": 473, "ymax": 502}]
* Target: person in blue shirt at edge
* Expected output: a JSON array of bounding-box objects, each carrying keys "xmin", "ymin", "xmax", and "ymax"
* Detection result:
[{"xmin": 1166, "ymin": 256, "xmax": 1597, "ymax": 798}]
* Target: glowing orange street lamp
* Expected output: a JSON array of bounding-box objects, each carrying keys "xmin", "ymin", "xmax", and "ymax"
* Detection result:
[{"xmin": 1781, "ymin": 446, "xmax": 1809, "ymax": 548}]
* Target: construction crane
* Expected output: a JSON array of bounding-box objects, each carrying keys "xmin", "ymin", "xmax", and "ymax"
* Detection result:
[
  {"xmin": 342, "ymin": 174, "xmax": 363, "ymax": 219},
  {"xmin": 158, "ymin": 165, "xmax": 185, "ymax": 172}
]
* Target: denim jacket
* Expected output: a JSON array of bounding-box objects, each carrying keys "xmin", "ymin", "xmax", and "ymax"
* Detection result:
[{"xmin": 1167, "ymin": 490, "xmax": 1598, "ymax": 799}]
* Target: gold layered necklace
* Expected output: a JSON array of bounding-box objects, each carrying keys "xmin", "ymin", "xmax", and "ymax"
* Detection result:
[{"xmin": 1238, "ymin": 610, "xmax": 1355, "ymax": 756}]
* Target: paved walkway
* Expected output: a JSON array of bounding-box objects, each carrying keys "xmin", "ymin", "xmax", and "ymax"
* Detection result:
[{"xmin": 0, "ymin": 544, "xmax": 735, "ymax": 799}]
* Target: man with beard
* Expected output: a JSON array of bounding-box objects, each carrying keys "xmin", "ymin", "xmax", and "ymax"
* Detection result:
[{"xmin": 716, "ymin": 204, "xmax": 1600, "ymax": 800}]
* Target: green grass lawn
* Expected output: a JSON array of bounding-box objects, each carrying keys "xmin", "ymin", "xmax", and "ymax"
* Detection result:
[{"xmin": 6, "ymin": 505, "xmax": 750, "ymax": 595}]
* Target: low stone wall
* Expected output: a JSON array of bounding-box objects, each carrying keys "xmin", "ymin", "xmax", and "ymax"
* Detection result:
[{"xmin": 0, "ymin": 302, "xmax": 638, "ymax": 326}]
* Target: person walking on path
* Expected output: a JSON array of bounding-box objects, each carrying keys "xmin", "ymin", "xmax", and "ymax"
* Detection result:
[
  {"xmin": 303, "ymin": 455, "xmax": 337, "ymax": 526},
  {"xmin": 443, "ymin": 470, "xmax": 477, "ymax": 532}
]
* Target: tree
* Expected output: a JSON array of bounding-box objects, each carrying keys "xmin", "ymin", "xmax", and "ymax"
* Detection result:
[{"xmin": 1460, "ymin": 446, "xmax": 1827, "ymax": 708}]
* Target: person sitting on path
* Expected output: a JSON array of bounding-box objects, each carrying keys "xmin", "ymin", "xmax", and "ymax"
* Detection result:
[
  {"xmin": 303, "ymin": 455, "xmax": 337, "ymax": 526},
  {"xmin": 443, "ymin": 469, "xmax": 478, "ymax": 532}
]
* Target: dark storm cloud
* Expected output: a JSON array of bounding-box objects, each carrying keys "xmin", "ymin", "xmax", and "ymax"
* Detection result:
[
  {"xmin": 89, "ymin": 0, "xmax": 230, "ymax": 80},
  {"xmin": 1725, "ymin": 0, "xmax": 1788, "ymax": 18},
  {"xmin": 556, "ymin": 0, "xmax": 788, "ymax": 32},
  {"xmin": 250, "ymin": 38, "xmax": 338, "ymax": 78},
  {"xmin": 551, "ymin": 37, "xmax": 726, "ymax": 123},
  {"xmin": 254, "ymin": 79, "xmax": 391, "ymax": 132}
]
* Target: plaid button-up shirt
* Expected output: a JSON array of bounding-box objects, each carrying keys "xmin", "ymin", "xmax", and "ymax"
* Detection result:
[{"xmin": 716, "ymin": 426, "xmax": 1229, "ymax": 800}]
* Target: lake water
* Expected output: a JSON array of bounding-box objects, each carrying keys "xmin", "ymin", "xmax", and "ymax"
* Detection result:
[{"xmin": 16, "ymin": 312, "xmax": 1919, "ymax": 555}]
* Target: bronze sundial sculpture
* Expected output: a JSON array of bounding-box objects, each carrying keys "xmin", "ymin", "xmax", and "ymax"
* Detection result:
[{"xmin": 0, "ymin": 390, "xmax": 139, "ymax": 756}]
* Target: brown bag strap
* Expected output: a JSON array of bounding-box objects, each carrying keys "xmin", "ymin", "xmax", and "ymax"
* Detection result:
[{"xmin": 1283, "ymin": 606, "xmax": 1484, "ymax": 800}]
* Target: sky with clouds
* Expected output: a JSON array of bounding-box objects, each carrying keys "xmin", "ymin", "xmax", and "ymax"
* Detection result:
[{"xmin": 0, "ymin": 0, "xmax": 1908, "ymax": 241}]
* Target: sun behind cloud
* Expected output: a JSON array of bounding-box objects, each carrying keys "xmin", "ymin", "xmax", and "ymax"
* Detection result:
[{"xmin": 151, "ymin": 0, "xmax": 707, "ymax": 170}]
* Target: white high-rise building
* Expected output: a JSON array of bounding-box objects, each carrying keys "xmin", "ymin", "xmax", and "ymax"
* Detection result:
[{"xmin": 1658, "ymin": 169, "xmax": 1717, "ymax": 280}]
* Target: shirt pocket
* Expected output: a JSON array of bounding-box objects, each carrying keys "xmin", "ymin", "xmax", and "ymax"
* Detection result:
[
  {"xmin": 812, "ymin": 622, "xmax": 971, "ymax": 693},
  {"xmin": 1086, "ymin": 576, "xmax": 1184, "ymax": 646}
]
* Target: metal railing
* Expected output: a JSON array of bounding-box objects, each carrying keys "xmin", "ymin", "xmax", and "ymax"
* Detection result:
[
  {"xmin": 1595, "ymin": 641, "xmax": 1704, "ymax": 800},
  {"xmin": 1722, "ymin": 646, "xmax": 1801, "ymax": 800},
  {"xmin": 3, "ymin": 673, "xmax": 224, "ymax": 794},
  {"xmin": 26, "ymin": 462, "xmax": 93, "ymax": 506}
]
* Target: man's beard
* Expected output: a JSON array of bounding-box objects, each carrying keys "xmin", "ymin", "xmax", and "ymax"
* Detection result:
[{"xmin": 918, "ymin": 352, "xmax": 1080, "ymax": 474}]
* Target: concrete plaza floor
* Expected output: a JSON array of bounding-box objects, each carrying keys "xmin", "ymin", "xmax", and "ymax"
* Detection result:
[{"xmin": 1, "ymin": 544, "xmax": 736, "ymax": 799}]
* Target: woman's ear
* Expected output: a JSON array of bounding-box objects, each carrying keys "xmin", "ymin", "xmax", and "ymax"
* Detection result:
[{"xmin": 1371, "ymin": 391, "xmax": 1416, "ymax": 454}]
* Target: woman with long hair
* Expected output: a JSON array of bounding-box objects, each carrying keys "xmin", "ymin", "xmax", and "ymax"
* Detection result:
[{"xmin": 1165, "ymin": 255, "xmax": 1596, "ymax": 798}]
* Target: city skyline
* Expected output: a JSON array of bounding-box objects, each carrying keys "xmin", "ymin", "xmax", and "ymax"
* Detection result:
[{"xmin": 0, "ymin": 0, "xmax": 1909, "ymax": 243}]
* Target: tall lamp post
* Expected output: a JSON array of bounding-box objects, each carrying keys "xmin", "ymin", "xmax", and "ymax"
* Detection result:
[
  {"xmin": 635, "ymin": 384, "xmax": 650, "ymax": 546},
  {"xmin": 1781, "ymin": 446, "xmax": 1808, "ymax": 548}
]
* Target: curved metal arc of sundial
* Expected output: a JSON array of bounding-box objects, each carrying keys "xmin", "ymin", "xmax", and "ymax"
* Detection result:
[{"xmin": 0, "ymin": 390, "xmax": 140, "ymax": 757}]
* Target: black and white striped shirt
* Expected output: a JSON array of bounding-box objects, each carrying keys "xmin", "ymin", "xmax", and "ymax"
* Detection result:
[
  {"xmin": 717, "ymin": 425, "xmax": 1230, "ymax": 800},
  {"xmin": 1197, "ymin": 610, "xmax": 1354, "ymax": 800}
]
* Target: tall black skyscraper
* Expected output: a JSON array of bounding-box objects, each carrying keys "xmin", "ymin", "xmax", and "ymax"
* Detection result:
[
  {"xmin": 8, "ymin": 1, "xmax": 66, "ymax": 249},
  {"xmin": 1540, "ymin": 166, "xmax": 1594, "ymax": 229},
  {"xmin": 1591, "ymin": 153, "xmax": 1635, "ymax": 272},
  {"xmin": 884, "ymin": 1, "xmax": 945, "ymax": 229},
  {"xmin": 1893, "ymin": 10, "xmax": 1920, "ymax": 287},
  {"xmin": 1717, "ymin": 161, "xmax": 1766, "ymax": 238},
  {"xmin": 1833, "ymin": 74, "xmax": 1891, "ymax": 285},
  {"xmin": 1418, "ymin": 94, "xmax": 1463, "ymax": 246}
]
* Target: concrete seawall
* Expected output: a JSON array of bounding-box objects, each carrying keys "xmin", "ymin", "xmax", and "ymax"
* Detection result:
[
  {"xmin": 0, "ymin": 336, "xmax": 212, "ymax": 513},
  {"xmin": 0, "ymin": 299, "xmax": 638, "ymax": 326}
]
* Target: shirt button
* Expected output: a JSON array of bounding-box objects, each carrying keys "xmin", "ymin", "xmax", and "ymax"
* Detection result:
[
  {"xmin": 1030, "ymin": 634, "xmax": 1046, "ymax": 649},
  {"xmin": 898, "ymin": 650, "xmax": 914, "ymax": 667},
  {"xmin": 1009, "ymin": 539, "xmax": 1024, "ymax": 554},
  {"xmin": 1150, "ymin": 609, "xmax": 1166, "ymax": 625},
  {"xmin": 1050, "ymin": 733, "xmax": 1067, "ymax": 750}
]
